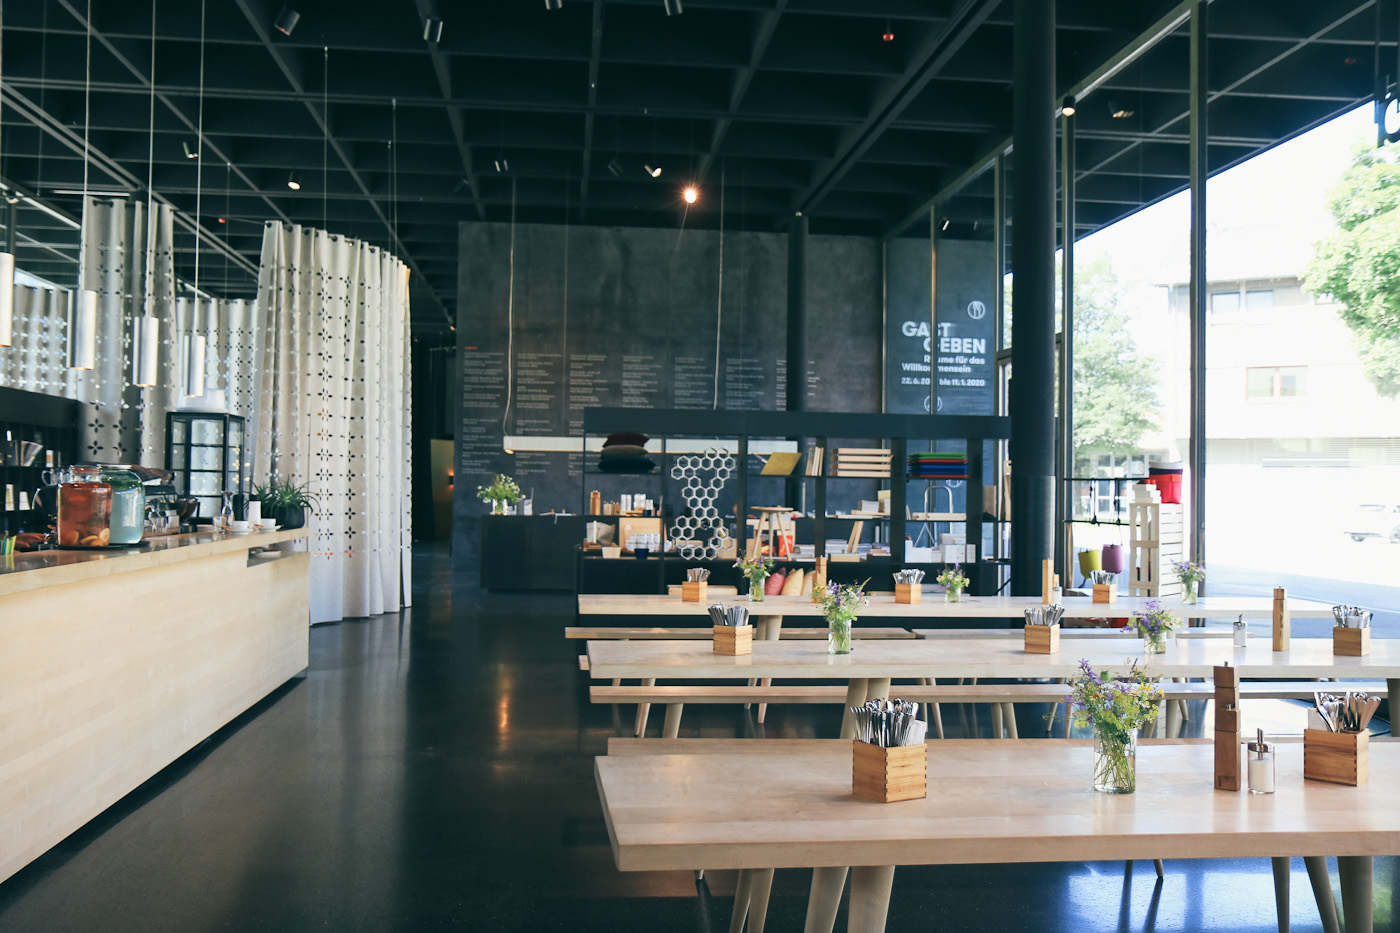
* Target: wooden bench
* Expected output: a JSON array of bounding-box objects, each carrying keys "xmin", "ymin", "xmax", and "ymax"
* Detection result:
[{"xmin": 566, "ymin": 626, "xmax": 915, "ymax": 640}]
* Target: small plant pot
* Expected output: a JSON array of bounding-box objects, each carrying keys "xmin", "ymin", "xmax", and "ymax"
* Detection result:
[{"xmin": 273, "ymin": 505, "xmax": 306, "ymax": 530}]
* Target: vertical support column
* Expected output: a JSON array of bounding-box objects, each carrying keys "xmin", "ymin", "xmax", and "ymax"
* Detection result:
[
  {"xmin": 1056, "ymin": 109, "xmax": 1076, "ymax": 578},
  {"xmin": 787, "ymin": 212, "xmax": 808, "ymax": 413},
  {"xmin": 1009, "ymin": 0, "xmax": 1057, "ymax": 596},
  {"xmin": 1188, "ymin": 1, "xmax": 1209, "ymax": 578}
]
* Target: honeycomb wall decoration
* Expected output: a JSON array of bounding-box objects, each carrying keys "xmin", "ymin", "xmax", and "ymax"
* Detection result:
[{"xmin": 669, "ymin": 448, "xmax": 735, "ymax": 559}]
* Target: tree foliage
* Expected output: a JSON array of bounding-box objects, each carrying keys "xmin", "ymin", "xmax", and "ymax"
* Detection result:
[
  {"xmin": 1071, "ymin": 256, "xmax": 1160, "ymax": 473},
  {"xmin": 1305, "ymin": 143, "xmax": 1400, "ymax": 398}
]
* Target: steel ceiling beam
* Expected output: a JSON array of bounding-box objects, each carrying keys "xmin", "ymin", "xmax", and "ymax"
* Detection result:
[
  {"xmin": 577, "ymin": 0, "xmax": 606, "ymax": 221},
  {"xmin": 694, "ymin": 1, "xmax": 787, "ymax": 188},
  {"xmin": 412, "ymin": 0, "xmax": 486, "ymax": 223}
]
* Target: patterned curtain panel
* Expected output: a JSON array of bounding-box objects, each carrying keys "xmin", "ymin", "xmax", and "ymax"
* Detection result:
[
  {"xmin": 74, "ymin": 196, "xmax": 181, "ymax": 465},
  {"xmin": 254, "ymin": 222, "xmax": 412, "ymax": 623},
  {"xmin": 0, "ymin": 286, "xmax": 72, "ymax": 397}
]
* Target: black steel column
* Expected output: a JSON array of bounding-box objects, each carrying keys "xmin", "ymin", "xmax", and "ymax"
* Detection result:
[
  {"xmin": 1056, "ymin": 109, "xmax": 1075, "ymax": 579},
  {"xmin": 1188, "ymin": 2, "xmax": 1208, "ymax": 574},
  {"xmin": 1009, "ymin": 0, "xmax": 1057, "ymax": 595},
  {"xmin": 786, "ymin": 212, "xmax": 808, "ymax": 412}
]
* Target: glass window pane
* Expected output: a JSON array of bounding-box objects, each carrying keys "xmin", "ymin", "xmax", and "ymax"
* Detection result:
[
  {"xmin": 1211, "ymin": 291, "xmax": 1240, "ymax": 314},
  {"xmin": 171, "ymin": 419, "xmax": 187, "ymax": 444},
  {"xmin": 1245, "ymin": 367, "xmax": 1275, "ymax": 398},
  {"xmin": 1276, "ymin": 365, "xmax": 1306, "ymax": 397},
  {"xmin": 1245, "ymin": 289, "xmax": 1274, "ymax": 309}
]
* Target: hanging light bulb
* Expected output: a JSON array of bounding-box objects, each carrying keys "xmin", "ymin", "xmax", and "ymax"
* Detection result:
[
  {"xmin": 0, "ymin": 251, "xmax": 14, "ymax": 347},
  {"xmin": 682, "ymin": 186, "xmax": 698, "ymax": 204},
  {"xmin": 131, "ymin": 313, "xmax": 160, "ymax": 387},
  {"xmin": 68, "ymin": 289, "xmax": 97, "ymax": 370}
]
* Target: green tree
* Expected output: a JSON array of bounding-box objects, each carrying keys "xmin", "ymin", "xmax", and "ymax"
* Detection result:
[
  {"xmin": 1070, "ymin": 256, "xmax": 1160, "ymax": 473},
  {"xmin": 1304, "ymin": 143, "xmax": 1400, "ymax": 398}
]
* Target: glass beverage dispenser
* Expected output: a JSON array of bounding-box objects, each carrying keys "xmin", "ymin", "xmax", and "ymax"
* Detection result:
[{"xmin": 56, "ymin": 466, "xmax": 112, "ymax": 547}]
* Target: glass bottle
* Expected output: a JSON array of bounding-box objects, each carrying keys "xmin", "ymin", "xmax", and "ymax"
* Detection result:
[{"xmin": 218, "ymin": 491, "xmax": 234, "ymax": 533}]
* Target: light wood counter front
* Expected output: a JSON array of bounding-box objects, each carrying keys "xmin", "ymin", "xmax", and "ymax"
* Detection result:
[{"xmin": 0, "ymin": 530, "xmax": 311, "ymax": 883}]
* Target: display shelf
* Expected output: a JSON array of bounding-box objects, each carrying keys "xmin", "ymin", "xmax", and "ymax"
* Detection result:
[{"xmin": 0, "ymin": 387, "xmax": 82, "ymax": 538}]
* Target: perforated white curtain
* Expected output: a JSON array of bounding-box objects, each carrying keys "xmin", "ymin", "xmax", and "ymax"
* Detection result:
[
  {"xmin": 0, "ymin": 286, "xmax": 70, "ymax": 396},
  {"xmin": 255, "ymin": 222, "xmax": 412, "ymax": 623}
]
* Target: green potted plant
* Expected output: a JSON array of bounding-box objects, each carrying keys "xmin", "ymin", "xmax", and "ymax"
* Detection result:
[
  {"xmin": 252, "ymin": 478, "xmax": 319, "ymax": 530},
  {"xmin": 476, "ymin": 474, "xmax": 524, "ymax": 515}
]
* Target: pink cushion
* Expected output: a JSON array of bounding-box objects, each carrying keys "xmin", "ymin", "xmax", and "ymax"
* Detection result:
[{"xmin": 764, "ymin": 571, "xmax": 787, "ymax": 595}]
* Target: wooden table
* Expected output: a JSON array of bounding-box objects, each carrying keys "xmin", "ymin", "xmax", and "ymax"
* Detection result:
[
  {"xmin": 596, "ymin": 739, "xmax": 1400, "ymax": 932},
  {"xmin": 586, "ymin": 636, "xmax": 1400, "ymax": 738}
]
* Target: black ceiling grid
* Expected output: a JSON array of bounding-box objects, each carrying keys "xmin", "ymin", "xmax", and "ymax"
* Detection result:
[{"xmin": 0, "ymin": 0, "xmax": 1384, "ymax": 334}]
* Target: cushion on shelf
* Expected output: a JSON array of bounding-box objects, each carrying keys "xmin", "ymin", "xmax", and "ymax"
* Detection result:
[
  {"xmin": 780, "ymin": 568, "xmax": 804, "ymax": 596},
  {"xmin": 764, "ymin": 571, "xmax": 787, "ymax": 596},
  {"xmin": 597, "ymin": 456, "xmax": 657, "ymax": 474},
  {"xmin": 599, "ymin": 444, "xmax": 648, "ymax": 459},
  {"xmin": 604, "ymin": 432, "xmax": 649, "ymax": 448}
]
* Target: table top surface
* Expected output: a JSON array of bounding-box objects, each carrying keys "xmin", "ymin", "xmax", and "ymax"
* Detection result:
[
  {"xmin": 577, "ymin": 593, "xmax": 1335, "ymax": 620},
  {"xmin": 595, "ymin": 739, "xmax": 1400, "ymax": 872},
  {"xmin": 585, "ymin": 634, "xmax": 1400, "ymax": 680},
  {"xmin": 0, "ymin": 528, "xmax": 308, "ymax": 598}
]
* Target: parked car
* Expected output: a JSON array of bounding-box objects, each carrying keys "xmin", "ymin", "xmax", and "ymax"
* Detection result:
[{"xmin": 1344, "ymin": 504, "xmax": 1400, "ymax": 543}]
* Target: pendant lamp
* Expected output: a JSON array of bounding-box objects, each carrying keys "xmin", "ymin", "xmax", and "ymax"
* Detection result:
[
  {"xmin": 132, "ymin": 1, "xmax": 161, "ymax": 388},
  {"xmin": 0, "ymin": 251, "xmax": 13, "ymax": 347},
  {"xmin": 68, "ymin": 289, "xmax": 97, "ymax": 370},
  {"xmin": 132, "ymin": 312, "xmax": 159, "ymax": 386},
  {"xmin": 182, "ymin": 329, "xmax": 207, "ymax": 398}
]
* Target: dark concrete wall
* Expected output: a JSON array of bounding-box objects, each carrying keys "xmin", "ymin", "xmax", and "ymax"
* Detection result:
[{"xmin": 452, "ymin": 221, "xmax": 882, "ymax": 574}]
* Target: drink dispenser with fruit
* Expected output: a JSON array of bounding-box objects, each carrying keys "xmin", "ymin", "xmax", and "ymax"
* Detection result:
[{"xmin": 57, "ymin": 466, "xmax": 112, "ymax": 547}]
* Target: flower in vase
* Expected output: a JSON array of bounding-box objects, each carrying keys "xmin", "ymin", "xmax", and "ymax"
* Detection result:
[
  {"xmin": 1172, "ymin": 559, "xmax": 1205, "ymax": 587},
  {"xmin": 1131, "ymin": 600, "xmax": 1179, "ymax": 649},
  {"xmin": 936, "ymin": 566, "xmax": 969, "ymax": 591}
]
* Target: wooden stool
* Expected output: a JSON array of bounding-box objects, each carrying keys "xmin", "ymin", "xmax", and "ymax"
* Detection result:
[{"xmin": 750, "ymin": 507, "xmax": 793, "ymax": 559}]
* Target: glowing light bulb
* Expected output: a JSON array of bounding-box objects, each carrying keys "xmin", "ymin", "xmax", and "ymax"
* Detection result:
[{"xmin": 683, "ymin": 186, "xmax": 698, "ymax": 204}]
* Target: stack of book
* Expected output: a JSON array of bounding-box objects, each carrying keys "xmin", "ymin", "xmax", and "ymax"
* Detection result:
[{"xmin": 906, "ymin": 452, "xmax": 968, "ymax": 480}]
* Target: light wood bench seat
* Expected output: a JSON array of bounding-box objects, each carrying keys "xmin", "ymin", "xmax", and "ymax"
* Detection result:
[{"xmin": 566, "ymin": 626, "xmax": 915, "ymax": 640}]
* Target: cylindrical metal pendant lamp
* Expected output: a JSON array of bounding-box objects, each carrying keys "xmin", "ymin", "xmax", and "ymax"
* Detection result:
[
  {"xmin": 68, "ymin": 289, "xmax": 97, "ymax": 370},
  {"xmin": 131, "ymin": 313, "xmax": 160, "ymax": 387},
  {"xmin": 0, "ymin": 251, "xmax": 14, "ymax": 347},
  {"xmin": 182, "ymin": 331, "xmax": 206, "ymax": 398}
]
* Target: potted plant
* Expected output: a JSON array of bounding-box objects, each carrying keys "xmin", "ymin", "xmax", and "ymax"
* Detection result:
[
  {"xmin": 252, "ymin": 478, "xmax": 319, "ymax": 530},
  {"xmin": 476, "ymin": 474, "xmax": 523, "ymax": 515},
  {"xmin": 1069, "ymin": 659, "xmax": 1162, "ymax": 794}
]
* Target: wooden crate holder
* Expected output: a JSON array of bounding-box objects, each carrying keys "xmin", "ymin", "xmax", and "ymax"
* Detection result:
[
  {"xmin": 1333, "ymin": 626, "xmax": 1370, "ymax": 657},
  {"xmin": 681, "ymin": 581, "xmax": 708, "ymax": 603},
  {"xmin": 1092, "ymin": 582, "xmax": 1118, "ymax": 604},
  {"xmin": 1128, "ymin": 485, "xmax": 1185, "ymax": 598},
  {"xmin": 830, "ymin": 448, "xmax": 892, "ymax": 478},
  {"xmin": 894, "ymin": 583, "xmax": 921, "ymax": 604},
  {"xmin": 713, "ymin": 624, "xmax": 753, "ymax": 656},
  {"xmin": 852, "ymin": 740, "xmax": 927, "ymax": 803},
  {"xmin": 1023, "ymin": 624, "xmax": 1060, "ymax": 654},
  {"xmin": 1304, "ymin": 729, "xmax": 1369, "ymax": 786}
]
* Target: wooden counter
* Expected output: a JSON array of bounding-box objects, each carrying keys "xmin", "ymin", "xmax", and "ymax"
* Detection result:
[{"xmin": 0, "ymin": 530, "xmax": 311, "ymax": 883}]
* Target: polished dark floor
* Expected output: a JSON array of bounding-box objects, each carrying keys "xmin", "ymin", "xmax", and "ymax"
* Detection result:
[{"xmin": 0, "ymin": 545, "xmax": 1395, "ymax": 932}]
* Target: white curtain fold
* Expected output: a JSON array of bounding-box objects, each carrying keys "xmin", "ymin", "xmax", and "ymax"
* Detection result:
[
  {"xmin": 0, "ymin": 286, "xmax": 71, "ymax": 396},
  {"xmin": 255, "ymin": 222, "xmax": 412, "ymax": 623}
]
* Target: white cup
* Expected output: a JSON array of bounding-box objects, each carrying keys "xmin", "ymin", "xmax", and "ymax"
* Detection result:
[{"xmin": 230, "ymin": 520, "xmax": 250, "ymax": 532}]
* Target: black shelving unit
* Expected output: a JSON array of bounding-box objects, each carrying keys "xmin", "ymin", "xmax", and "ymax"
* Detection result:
[
  {"xmin": 575, "ymin": 409, "xmax": 1011, "ymax": 596},
  {"xmin": 0, "ymin": 386, "xmax": 82, "ymax": 538},
  {"xmin": 164, "ymin": 412, "xmax": 248, "ymax": 519}
]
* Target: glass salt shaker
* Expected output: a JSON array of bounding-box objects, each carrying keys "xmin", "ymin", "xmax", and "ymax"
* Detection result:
[
  {"xmin": 1248, "ymin": 728, "xmax": 1275, "ymax": 795},
  {"xmin": 1233, "ymin": 615, "xmax": 1248, "ymax": 648}
]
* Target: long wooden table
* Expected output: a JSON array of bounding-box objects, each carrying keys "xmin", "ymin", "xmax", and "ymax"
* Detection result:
[
  {"xmin": 596, "ymin": 739, "xmax": 1400, "ymax": 932},
  {"xmin": 586, "ymin": 636, "xmax": 1400, "ymax": 738}
]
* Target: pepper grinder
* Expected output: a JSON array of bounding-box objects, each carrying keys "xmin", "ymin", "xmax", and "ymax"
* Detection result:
[
  {"xmin": 1233, "ymin": 615, "xmax": 1248, "ymax": 648},
  {"xmin": 1247, "ymin": 728, "xmax": 1275, "ymax": 795}
]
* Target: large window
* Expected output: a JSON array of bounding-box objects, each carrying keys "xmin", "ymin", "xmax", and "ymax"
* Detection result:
[{"xmin": 1210, "ymin": 291, "xmax": 1240, "ymax": 314}]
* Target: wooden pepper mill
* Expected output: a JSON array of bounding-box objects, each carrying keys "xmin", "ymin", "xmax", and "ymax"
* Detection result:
[
  {"xmin": 810, "ymin": 556, "xmax": 827, "ymax": 603},
  {"xmin": 1214, "ymin": 662, "xmax": 1241, "ymax": 791}
]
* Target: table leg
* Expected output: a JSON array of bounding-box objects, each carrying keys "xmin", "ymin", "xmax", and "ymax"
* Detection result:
[
  {"xmin": 730, "ymin": 868, "xmax": 755, "ymax": 933},
  {"xmin": 990, "ymin": 703, "xmax": 1003, "ymax": 739},
  {"xmin": 1271, "ymin": 857, "xmax": 1290, "ymax": 933},
  {"xmin": 804, "ymin": 866, "xmax": 849, "ymax": 933},
  {"xmin": 634, "ymin": 677, "xmax": 656, "ymax": 737},
  {"xmin": 662, "ymin": 703, "xmax": 684, "ymax": 739},
  {"xmin": 1304, "ymin": 856, "xmax": 1340, "ymax": 933},
  {"xmin": 748, "ymin": 867, "xmax": 775, "ymax": 933},
  {"xmin": 756, "ymin": 615, "xmax": 783, "ymax": 723},
  {"xmin": 841, "ymin": 681, "xmax": 868, "ymax": 739},
  {"xmin": 1001, "ymin": 702, "xmax": 1018, "ymax": 739},
  {"xmin": 848, "ymin": 865, "xmax": 896, "ymax": 933},
  {"xmin": 867, "ymin": 678, "xmax": 892, "ymax": 703},
  {"xmin": 1337, "ymin": 856, "xmax": 1372, "ymax": 933}
]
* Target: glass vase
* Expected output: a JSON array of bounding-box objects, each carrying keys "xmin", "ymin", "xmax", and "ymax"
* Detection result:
[
  {"xmin": 827, "ymin": 615, "xmax": 852, "ymax": 655},
  {"xmin": 1181, "ymin": 580, "xmax": 1199, "ymax": 604},
  {"xmin": 490, "ymin": 499, "xmax": 507, "ymax": 515},
  {"xmin": 945, "ymin": 587, "xmax": 963, "ymax": 604},
  {"xmin": 1093, "ymin": 728, "xmax": 1138, "ymax": 794},
  {"xmin": 749, "ymin": 575, "xmax": 767, "ymax": 602},
  {"xmin": 1143, "ymin": 631, "xmax": 1167, "ymax": 654}
]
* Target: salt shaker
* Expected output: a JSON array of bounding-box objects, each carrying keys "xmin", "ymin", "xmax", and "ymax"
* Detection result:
[
  {"xmin": 1247, "ymin": 728, "xmax": 1275, "ymax": 795},
  {"xmin": 1233, "ymin": 615, "xmax": 1248, "ymax": 648}
]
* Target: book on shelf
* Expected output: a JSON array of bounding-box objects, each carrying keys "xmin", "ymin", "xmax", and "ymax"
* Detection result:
[
  {"xmin": 760, "ymin": 452, "xmax": 803, "ymax": 476},
  {"xmin": 805, "ymin": 446, "xmax": 824, "ymax": 476}
]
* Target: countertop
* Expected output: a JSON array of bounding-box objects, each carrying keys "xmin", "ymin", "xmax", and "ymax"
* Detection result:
[{"xmin": 0, "ymin": 528, "xmax": 309, "ymax": 598}]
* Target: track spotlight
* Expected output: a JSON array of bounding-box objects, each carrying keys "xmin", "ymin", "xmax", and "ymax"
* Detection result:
[
  {"xmin": 941, "ymin": 217, "xmax": 950, "ymax": 232},
  {"xmin": 682, "ymin": 186, "xmax": 697, "ymax": 204},
  {"xmin": 287, "ymin": 171, "xmax": 302, "ymax": 190},
  {"xmin": 645, "ymin": 164, "xmax": 662, "ymax": 178},
  {"xmin": 1108, "ymin": 100, "xmax": 1135, "ymax": 119},
  {"xmin": 1059, "ymin": 96, "xmax": 1076, "ymax": 117},
  {"xmin": 607, "ymin": 159, "xmax": 623, "ymax": 177},
  {"xmin": 422, "ymin": 16, "xmax": 444, "ymax": 42},
  {"xmin": 494, "ymin": 159, "xmax": 509, "ymax": 173},
  {"xmin": 663, "ymin": 0, "xmax": 682, "ymax": 15},
  {"xmin": 273, "ymin": 5, "xmax": 299, "ymax": 36},
  {"xmin": 183, "ymin": 141, "xmax": 198, "ymax": 159},
  {"xmin": 544, "ymin": 0, "xmax": 563, "ymax": 8},
  {"xmin": 882, "ymin": 18, "xmax": 894, "ymax": 41}
]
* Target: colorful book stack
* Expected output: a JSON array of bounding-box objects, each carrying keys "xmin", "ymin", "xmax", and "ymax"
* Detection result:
[{"xmin": 906, "ymin": 452, "xmax": 968, "ymax": 480}]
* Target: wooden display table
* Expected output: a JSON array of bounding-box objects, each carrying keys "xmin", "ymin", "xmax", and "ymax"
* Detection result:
[
  {"xmin": 596, "ymin": 739, "xmax": 1398, "ymax": 932},
  {"xmin": 0, "ymin": 530, "xmax": 310, "ymax": 883}
]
